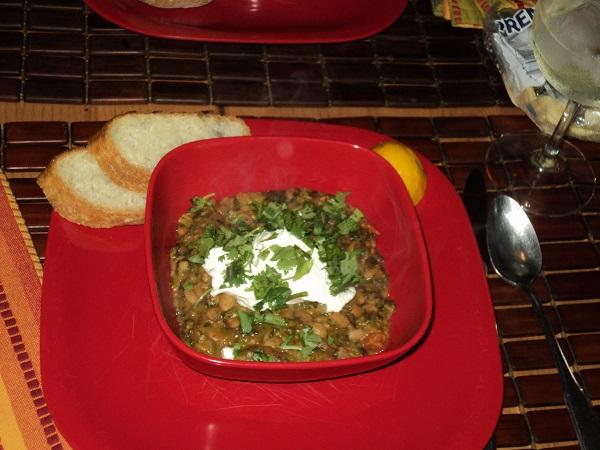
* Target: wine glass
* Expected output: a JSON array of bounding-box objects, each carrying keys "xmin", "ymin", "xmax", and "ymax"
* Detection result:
[{"xmin": 484, "ymin": 0, "xmax": 599, "ymax": 216}]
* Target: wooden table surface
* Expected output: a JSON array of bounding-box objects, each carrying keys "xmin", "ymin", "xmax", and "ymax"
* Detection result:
[{"xmin": 1, "ymin": 1, "xmax": 600, "ymax": 449}]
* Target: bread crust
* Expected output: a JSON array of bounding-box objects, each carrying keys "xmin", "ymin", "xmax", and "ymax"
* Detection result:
[
  {"xmin": 88, "ymin": 112, "xmax": 251, "ymax": 193},
  {"xmin": 88, "ymin": 129, "xmax": 150, "ymax": 193},
  {"xmin": 139, "ymin": 0, "xmax": 212, "ymax": 7},
  {"xmin": 37, "ymin": 151, "xmax": 144, "ymax": 228}
]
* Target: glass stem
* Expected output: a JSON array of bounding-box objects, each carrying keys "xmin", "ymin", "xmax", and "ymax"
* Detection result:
[{"xmin": 543, "ymin": 99, "xmax": 582, "ymax": 158}]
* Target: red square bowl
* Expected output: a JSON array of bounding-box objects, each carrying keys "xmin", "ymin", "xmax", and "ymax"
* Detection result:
[{"xmin": 145, "ymin": 136, "xmax": 433, "ymax": 382}]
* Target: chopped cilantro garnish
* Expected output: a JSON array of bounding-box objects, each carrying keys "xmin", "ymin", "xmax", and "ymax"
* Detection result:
[
  {"xmin": 280, "ymin": 335, "xmax": 302, "ymax": 350},
  {"xmin": 337, "ymin": 209, "xmax": 363, "ymax": 235},
  {"xmin": 299, "ymin": 327, "xmax": 322, "ymax": 358},
  {"xmin": 312, "ymin": 212, "xmax": 325, "ymax": 236},
  {"xmin": 183, "ymin": 189, "xmax": 366, "ymax": 309},
  {"xmin": 251, "ymin": 350, "xmax": 279, "ymax": 362},
  {"xmin": 258, "ymin": 248, "xmax": 271, "ymax": 260},
  {"xmin": 223, "ymin": 232, "xmax": 255, "ymax": 261},
  {"xmin": 298, "ymin": 203, "xmax": 316, "ymax": 219},
  {"xmin": 189, "ymin": 193, "xmax": 215, "ymax": 213},
  {"xmin": 269, "ymin": 244, "xmax": 313, "ymax": 280},
  {"xmin": 322, "ymin": 192, "xmax": 350, "ymax": 220},
  {"xmin": 187, "ymin": 224, "xmax": 223, "ymax": 264},
  {"xmin": 258, "ymin": 202, "xmax": 286, "ymax": 229},
  {"xmin": 238, "ymin": 309, "xmax": 287, "ymax": 334},
  {"xmin": 187, "ymin": 254, "xmax": 205, "ymax": 264},
  {"xmin": 250, "ymin": 266, "xmax": 286, "ymax": 300},
  {"xmin": 231, "ymin": 217, "xmax": 250, "ymax": 233},
  {"xmin": 340, "ymin": 250, "xmax": 359, "ymax": 275},
  {"xmin": 195, "ymin": 236, "xmax": 215, "ymax": 257},
  {"xmin": 293, "ymin": 258, "xmax": 313, "ymax": 281},
  {"xmin": 258, "ymin": 311, "xmax": 287, "ymax": 327},
  {"xmin": 238, "ymin": 309, "xmax": 254, "ymax": 334},
  {"xmin": 182, "ymin": 281, "xmax": 195, "ymax": 291},
  {"xmin": 259, "ymin": 231, "xmax": 278, "ymax": 242},
  {"xmin": 289, "ymin": 290, "xmax": 308, "ymax": 300},
  {"xmin": 250, "ymin": 267, "xmax": 307, "ymax": 311},
  {"xmin": 330, "ymin": 251, "xmax": 360, "ymax": 295},
  {"xmin": 219, "ymin": 228, "xmax": 262, "ymax": 287},
  {"xmin": 218, "ymin": 225, "xmax": 233, "ymax": 242},
  {"xmin": 255, "ymin": 285, "xmax": 293, "ymax": 311},
  {"xmin": 233, "ymin": 342, "xmax": 242, "ymax": 357},
  {"xmin": 223, "ymin": 259, "xmax": 247, "ymax": 287},
  {"xmin": 269, "ymin": 245, "xmax": 300, "ymax": 272}
]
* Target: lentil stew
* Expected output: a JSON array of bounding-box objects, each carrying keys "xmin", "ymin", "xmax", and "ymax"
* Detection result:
[{"xmin": 170, "ymin": 188, "xmax": 395, "ymax": 362}]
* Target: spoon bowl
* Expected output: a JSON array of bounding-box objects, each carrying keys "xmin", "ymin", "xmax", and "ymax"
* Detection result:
[
  {"xmin": 486, "ymin": 195, "xmax": 542, "ymax": 286},
  {"xmin": 486, "ymin": 194, "xmax": 600, "ymax": 449}
]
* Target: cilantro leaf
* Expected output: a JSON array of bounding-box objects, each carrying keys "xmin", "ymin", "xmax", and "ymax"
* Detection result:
[
  {"xmin": 196, "ymin": 236, "xmax": 215, "ymax": 255},
  {"xmin": 330, "ymin": 251, "xmax": 360, "ymax": 295},
  {"xmin": 269, "ymin": 245, "xmax": 298, "ymax": 272},
  {"xmin": 189, "ymin": 194, "xmax": 215, "ymax": 213},
  {"xmin": 281, "ymin": 335, "xmax": 303, "ymax": 351},
  {"xmin": 232, "ymin": 217, "xmax": 250, "ymax": 233},
  {"xmin": 250, "ymin": 267, "xmax": 293, "ymax": 311},
  {"xmin": 233, "ymin": 342, "xmax": 242, "ymax": 357},
  {"xmin": 337, "ymin": 209, "xmax": 364, "ymax": 235},
  {"xmin": 299, "ymin": 327, "xmax": 322, "ymax": 358},
  {"xmin": 239, "ymin": 309, "xmax": 287, "ymax": 335},
  {"xmin": 293, "ymin": 257, "xmax": 313, "ymax": 281},
  {"xmin": 298, "ymin": 203, "xmax": 316, "ymax": 219},
  {"xmin": 312, "ymin": 211, "xmax": 325, "ymax": 236},
  {"xmin": 260, "ymin": 311, "xmax": 287, "ymax": 327},
  {"xmin": 269, "ymin": 245, "xmax": 313, "ymax": 280},
  {"xmin": 223, "ymin": 259, "xmax": 247, "ymax": 287},
  {"xmin": 219, "ymin": 228, "xmax": 262, "ymax": 287},
  {"xmin": 218, "ymin": 225, "xmax": 233, "ymax": 244},
  {"xmin": 250, "ymin": 266, "xmax": 285, "ymax": 299},
  {"xmin": 187, "ymin": 254, "xmax": 206, "ymax": 264},
  {"xmin": 251, "ymin": 350, "xmax": 279, "ymax": 362},
  {"xmin": 340, "ymin": 251, "xmax": 359, "ymax": 278},
  {"xmin": 322, "ymin": 192, "xmax": 349, "ymax": 221},
  {"xmin": 238, "ymin": 310, "xmax": 254, "ymax": 334},
  {"xmin": 187, "ymin": 224, "xmax": 224, "ymax": 264},
  {"xmin": 182, "ymin": 281, "xmax": 195, "ymax": 291},
  {"xmin": 255, "ymin": 285, "xmax": 292, "ymax": 311},
  {"xmin": 257, "ymin": 201, "xmax": 286, "ymax": 229}
]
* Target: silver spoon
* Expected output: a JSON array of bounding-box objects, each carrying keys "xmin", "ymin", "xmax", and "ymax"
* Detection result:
[{"xmin": 486, "ymin": 195, "xmax": 600, "ymax": 450}]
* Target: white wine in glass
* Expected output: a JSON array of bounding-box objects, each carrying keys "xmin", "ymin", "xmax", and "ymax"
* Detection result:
[
  {"xmin": 532, "ymin": 0, "xmax": 600, "ymax": 108},
  {"xmin": 486, "ymin": 0, "xmax": 598, "ymax": 216}
]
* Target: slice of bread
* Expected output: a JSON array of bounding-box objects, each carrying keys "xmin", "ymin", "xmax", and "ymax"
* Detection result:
[
  {"xmin": 37, "ymin": 148, "xmax": 146, "ymax": 228},
  {"xmin": 89, "ymin": 113, "xmax": 251, "ymax": 193}
]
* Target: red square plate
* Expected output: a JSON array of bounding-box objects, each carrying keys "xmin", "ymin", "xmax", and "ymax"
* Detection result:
[
  {"xmin": 41, "ymin": 119, "xmax": 503, "ymax": 449},
  {"xmin": 84, "ymin": 0, "xmax": 408, "ymax": 43}
]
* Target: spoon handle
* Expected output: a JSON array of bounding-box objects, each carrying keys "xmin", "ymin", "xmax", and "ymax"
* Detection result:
[{"xmin": 524, "ymin": 285, "xmax": 600, "ymax": 450}]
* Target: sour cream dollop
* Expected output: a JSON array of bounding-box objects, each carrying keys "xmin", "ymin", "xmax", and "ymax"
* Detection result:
[{"xmin": 202, "ymin": 229, "xmax": 355, "ymax": 312}]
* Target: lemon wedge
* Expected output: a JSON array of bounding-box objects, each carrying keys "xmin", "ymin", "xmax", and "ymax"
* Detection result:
[{"xmin": 372, "ymin": 140, "xmax": 427, "ymax": 205}]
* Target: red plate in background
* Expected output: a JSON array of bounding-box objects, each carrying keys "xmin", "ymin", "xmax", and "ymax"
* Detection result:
[
  {"xmin": 41, "ymin": 119, "xmax": 503, "ymax": 450},
  {"xmin": 84, "ymin": 0, "xmax": 408, "ymax": 43}
]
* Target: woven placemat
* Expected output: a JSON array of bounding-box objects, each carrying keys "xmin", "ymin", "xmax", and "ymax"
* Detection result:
[
  {"xmin": 1, "ymin": 113, "xmax": 600, "ymax": 449},
  {"xmin": 0, "ymin": 0, "xmax": 511, "ymax": 108},
  {"xmin": 0, "ymin": 172, "xmax": 69, "ymax": 450}
]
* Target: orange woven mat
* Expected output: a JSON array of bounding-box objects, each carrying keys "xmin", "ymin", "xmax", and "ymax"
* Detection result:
[{"xmin": 0, "ymin": 173, "xmax": 69, "ymax": 450}]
